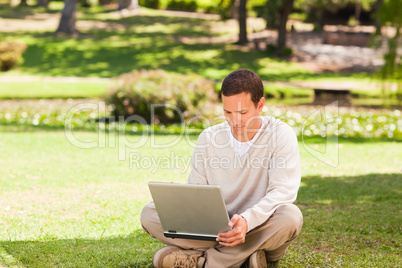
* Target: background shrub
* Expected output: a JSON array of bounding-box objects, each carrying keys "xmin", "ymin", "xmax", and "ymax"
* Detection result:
[
  {"xmin": 139, "ymin": 0, "xmax": 160, "ymax": 9},
  {"xmin": 106, "ymin": 69, "xmax": 219, "ymax": 124},
  {"xmin": 266, "ymin": 44, "xmax": 293, "ymax": 57},
  {"xmin": 0, "ymin": 40, "xmax": 27, "ymax": 72},
  {"xmin": 166, "ymin": 0, "xmax": 197, "ymax": 12}
]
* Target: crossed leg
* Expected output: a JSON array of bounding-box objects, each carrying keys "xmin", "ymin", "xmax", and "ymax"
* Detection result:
[{"xmin": 141, "ymin": 202, "xmax": 303, "ymax": 268}]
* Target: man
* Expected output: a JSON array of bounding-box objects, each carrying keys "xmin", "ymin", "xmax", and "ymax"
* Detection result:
[{"xmin": 141, "ymin": 69, "xmax": 303, "ymax": 267}]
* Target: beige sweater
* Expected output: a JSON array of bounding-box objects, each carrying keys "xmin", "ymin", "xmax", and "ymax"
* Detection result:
[{"xmin": 187, "ymin": 116, "xmax": 301, "ymax": 232}]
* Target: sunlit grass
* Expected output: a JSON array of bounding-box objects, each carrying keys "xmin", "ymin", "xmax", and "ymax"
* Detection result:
[{"xmin": 0, "ymin": 81, "xmax": 109, "ymax": 99}]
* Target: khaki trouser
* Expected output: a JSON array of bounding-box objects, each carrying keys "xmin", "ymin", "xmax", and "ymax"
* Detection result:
[{"xmin": 141, "ymin": 202, "xmax": 303, "ymax": 268}]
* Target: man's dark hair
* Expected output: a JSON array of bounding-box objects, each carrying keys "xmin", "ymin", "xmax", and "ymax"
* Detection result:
[{"xmin": 221, "ymin": 68, "xmax": 264, "ymax": 107}]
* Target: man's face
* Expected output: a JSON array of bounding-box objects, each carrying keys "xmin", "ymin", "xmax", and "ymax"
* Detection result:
[{"xmin": 222, "ymin": 92, "xmax": 265, "ymax": 142}]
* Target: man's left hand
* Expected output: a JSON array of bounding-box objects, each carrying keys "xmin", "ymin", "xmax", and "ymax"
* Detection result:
[{"xmin": 216, "ymin": 214, "xmax": 248, "ymax": 247}]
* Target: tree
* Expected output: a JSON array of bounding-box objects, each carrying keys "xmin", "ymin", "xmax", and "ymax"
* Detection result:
[
  {"xmin": 265, "ymin": 0, "xmax": 295, "ymax": 56},
  {"xmin": 99, "ymin": 0, "xmax": 112, "ymax": 6},
  {"xmin": 276, "ymin": 0, "xmax": 294, "ymax": 55},
  {"xmin": 37, "ymin": 0, "xmax": 49, "ymax": 7},
  {"xmin": 373, "ymin": 0, "xmax": 383, "ymax": 34},
  {"xmin": 237, "ymin": 0, "xmax": 248, "ymax": 44},
  {"xmin": 56, "ymin": 0, "xmax": 79, "ymax": 35},
  {"xmin": 117, "ymin": 0, "xmax": 139, "ymax": 10},
  {"xmin": 18, "ymin": 0, "xmax": 28, "ymax": 6}
]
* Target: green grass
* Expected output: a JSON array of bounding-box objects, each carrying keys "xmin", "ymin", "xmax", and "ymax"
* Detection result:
[
  {"xmin": 0, "ymin": 81, "xmax": 109, "ymax": 99},
  {"xmin": 0, "ymin": 127, "xmax": 400, "ymax": 267}
]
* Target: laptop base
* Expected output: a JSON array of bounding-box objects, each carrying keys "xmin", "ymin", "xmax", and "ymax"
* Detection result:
[{"xmin": 164, "ymin": 232, "xmax": 218, "ymax": 241}]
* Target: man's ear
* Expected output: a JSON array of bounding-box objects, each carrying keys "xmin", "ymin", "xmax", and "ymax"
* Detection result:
[{"xmin": 258, "ymin": 97, "xmax": 265, "ymax": 111}]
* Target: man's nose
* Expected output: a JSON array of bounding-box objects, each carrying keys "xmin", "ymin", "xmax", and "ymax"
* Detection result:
[{"xmin": 232, "ymin": 113, "xmax": 242, "ymax": 125}]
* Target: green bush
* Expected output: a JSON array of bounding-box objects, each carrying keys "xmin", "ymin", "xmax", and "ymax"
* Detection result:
[
  {"xmin": 216, "ymin": 0, "xmax": 232, "ymax": 19},
  {"xmin": 139, "ymin": 0, "xmax": 160, "ymax": 9},
  {"xmin": 266, "ymin": 44, "xmax": 293, "ymax": 57},
  {"xmin": 280, "ymin": 46, "xmax": 293, "ymax": 57},
  {"xmin": 106, "ymin": 69, "xmax": 219, "ymax": 124},
  {"xmin": 166, "ymin": 0, "xmax": 197, "ymax": 12},
  {"xmin": 266, "ymin": 44, "xmax": 276, "ymax": 55},
  {"xmin": 0, "ymin": 40, "xmax": 27, "ymax": 72}
]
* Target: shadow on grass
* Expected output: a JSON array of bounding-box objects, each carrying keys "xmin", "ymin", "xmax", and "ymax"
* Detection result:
[
  {"xmin": 0, "ymin": 9, "xmax": 317, "ymax": 80},
  {"xmin": 0, "ymin": 4, "xmax": 36, "ymax": 19},
  {"xmin": 293, "ymin": 173, "xmax": 401, "ymax": 266},
  {"xmin": 298, "ymin": 173, "xmax": 401, "ymax": 208},
  {"xmin": 0, "ymin": 173, "xmax": 400, "ymax": 267},
  {"xmin": 16, "ymin": 34, "xmax": 313, "ymax": 80},
  {"xmin": 0, "ymin": 4, "xmax": 60, "ymax": 19}
]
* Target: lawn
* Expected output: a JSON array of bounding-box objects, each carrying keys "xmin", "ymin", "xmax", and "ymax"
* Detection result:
[
  {"xmin": 0, "ymin": 127, "xmax": 400, "ymax": 267},
  {"xmin": 0, "ymin": 80, "xmax": 110, "ymax": 99}
]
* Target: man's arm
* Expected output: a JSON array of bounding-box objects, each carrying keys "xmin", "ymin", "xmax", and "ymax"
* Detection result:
[
  {"xmin": 187, "ymin": 131, "xmax": 209, "ymax": 185},
  {"xmin": 240, "ymin": 123, "xmax": 301, "ymax": 232},
  {"xmin": 216, "ymin": 124, "xmax": 300, "ymax": 247}
]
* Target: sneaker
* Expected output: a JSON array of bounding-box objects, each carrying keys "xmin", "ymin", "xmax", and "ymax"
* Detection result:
[
  {"xmin": 248, "ymin": 250, "xmax": 267, "ymax": 268},
  {"xmin": 152, "ymin": 246, "xmax": 205, "ymax": 268}
]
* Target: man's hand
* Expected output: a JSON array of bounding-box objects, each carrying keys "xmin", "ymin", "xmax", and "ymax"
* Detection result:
[{"xmin": 216, "ymin": 214, "xmax": 248, "ymax": 247}]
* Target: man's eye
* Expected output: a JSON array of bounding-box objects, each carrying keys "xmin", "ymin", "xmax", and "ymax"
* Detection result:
[{"xmin": 240, "ymin": 112, "xmax": 247, "ymax": 114}]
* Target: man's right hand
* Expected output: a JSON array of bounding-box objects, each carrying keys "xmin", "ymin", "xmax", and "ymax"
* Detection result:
[{"xmin": 216, "ymin": 214, "xmax": 248, "ymax": 247}]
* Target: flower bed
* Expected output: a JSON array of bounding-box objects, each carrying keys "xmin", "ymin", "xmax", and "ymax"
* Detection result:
[{"xmin": 0, "ymin": 100, "xmax": 400, "ymax": 139}]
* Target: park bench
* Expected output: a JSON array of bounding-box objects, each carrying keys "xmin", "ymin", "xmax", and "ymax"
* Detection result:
[
  {"xmin": 273, "ymin": 81, "xmax": 391, "ymax": 106},
  {"xmin": 322, "ymin": 25, "xmax": 374, "ymax": 47}
]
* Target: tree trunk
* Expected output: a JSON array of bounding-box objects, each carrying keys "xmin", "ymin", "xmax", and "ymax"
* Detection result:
[
  {"xmin": 374, "ymin": 0, "xmax": 384, "ymax": 35},
  {"xmin": 37, "ymin": 0, "xmax": 49, "ymax": 7},
  {"xmin": 18, "ymin": 0, "xmax": 28, "ymax": 7},
  {"xmin": 56, "ymin": 0, "xmax": 78, "ymax": 35},
  {"xmin": 354, "ymin": 0, "xmax": 361, "ymax": 25},
  {"xmin": 276, "ymin": 0, "xmax": 294, "ymax": 56},
  {"xmin": 232, "ymin": 0, "xmax": 239, "ymax": 19},
  {"xmin": 99, "ymin": 0, "xmax": 111, "ymax": 6},
  {"xmin": 237, "ymin": 0, "xmax": 248, "ymax": 44},
  {"xmin": 118, "ymin": 0, "xmax": 139, "ymax": 10},
  {"xmin": 316, "ymin": 7, "xmax": 325, "ymax": 31}
]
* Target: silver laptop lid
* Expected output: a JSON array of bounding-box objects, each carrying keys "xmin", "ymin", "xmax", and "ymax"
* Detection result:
[{"xmin": 148, "ymin": 182, "xmax": 232, "ymax": 241}]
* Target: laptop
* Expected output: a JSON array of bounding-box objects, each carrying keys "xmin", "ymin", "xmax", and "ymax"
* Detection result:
[{"xmin": 148, "ymin": 181, "xmax": 232, "ymax": 241}]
